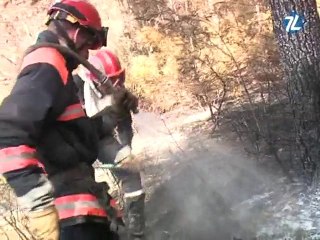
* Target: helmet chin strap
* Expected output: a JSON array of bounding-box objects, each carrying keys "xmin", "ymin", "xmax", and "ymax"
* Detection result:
[
  {"xmin": 52, "ymin": 20, "xmax": 91, "ymax": 69},
  {"xmin": 52, "ymin": 20, "xmax": 77, "ymax": 51},
  {"xmin": 73, "ymin": 27, "xmax": 92, "ymax": 53}
]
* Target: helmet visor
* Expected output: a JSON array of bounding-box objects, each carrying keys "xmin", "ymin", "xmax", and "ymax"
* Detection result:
[{"xmin": 84, "ymin": 26, "xmax": 108, "ymax": 50}]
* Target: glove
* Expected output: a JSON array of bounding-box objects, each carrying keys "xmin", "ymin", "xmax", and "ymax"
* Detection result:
[
  {"xmin": 123, "ymin": 91, "xmax": 139, "ymax": 114},
  {"xmin": 26, "ymin": 206, "xmax": 59, "ymax": 240},
  {"xmin": 115, "ymin": 146, "xmax": 141, "ymax": 172},
  {"xmin": 112, "ymin": 87, "xmax": 139, "ymax": 114}
]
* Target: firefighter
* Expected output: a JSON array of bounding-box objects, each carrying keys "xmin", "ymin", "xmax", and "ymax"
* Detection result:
[
  {"xmin": 0, "ymin": 1, "xmax": 126, "ymax": 239},
  {"xmin": 74, "ymin": 49, "xmax": 146, "ymax": 240}
]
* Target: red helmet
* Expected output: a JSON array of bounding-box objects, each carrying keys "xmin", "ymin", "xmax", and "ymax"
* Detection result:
[
  {"xmin": 47, "ymin": 0, "xmax": 108, "ymax": 49},
  {"xmin": 82, "ymin": 49, "xmax": 126, "ymax": 86}
]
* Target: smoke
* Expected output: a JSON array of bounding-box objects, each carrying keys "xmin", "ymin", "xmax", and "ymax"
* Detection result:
[{"xmin": 133, "ymin": 111, "xmax": 277, "ymax": 240}]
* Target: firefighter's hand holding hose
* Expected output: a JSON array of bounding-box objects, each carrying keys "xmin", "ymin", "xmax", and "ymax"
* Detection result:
[
  {"xmin": 111, "ymin": 87, "xmax": 139, "ymax": 114},
  {"xmin": 90, "ymin": 80, "xmax": 139, "ymax": 116},
  {"xmin": 94, "ymin": 76, "xmax": 138, "ymax": 114}
]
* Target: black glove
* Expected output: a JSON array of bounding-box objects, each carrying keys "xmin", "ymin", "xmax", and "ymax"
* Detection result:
[
  {"xmin": 123, "ymin": 91, "xmax": 139, "ymax": 113},
  {"xmin": 113, "ymin": 87, "xmax": 139, "ymax": 114}
]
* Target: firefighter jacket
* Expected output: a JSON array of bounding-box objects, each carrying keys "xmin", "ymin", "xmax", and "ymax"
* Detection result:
[{"xmin": 0, "ymin": 30, "xmax": 108, "ymax": 226}]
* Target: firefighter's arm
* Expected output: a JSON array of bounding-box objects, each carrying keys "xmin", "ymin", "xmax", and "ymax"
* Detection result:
[
  {"xmin": 112, "ymin": 87, "xmax": 139, "ymax": 114},
  {"xmin": 0, "ymin": 48, "xmax": 67, "ymax": 239},
  {"xmin": 112, "ymin": 84, "xmax": 137, "ymax": 147},
  {"xmin": 0, "ymin": 58, "xmax": 65, "ymax": 237},
  {"xmin": 116, "ymin": 112, "xmax": 134, "ymax": 147}
]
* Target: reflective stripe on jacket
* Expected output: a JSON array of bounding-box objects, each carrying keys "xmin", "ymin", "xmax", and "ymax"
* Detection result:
[{"xmin": 55, "ymin": 194, "xmax": 107, "ymax": 220}]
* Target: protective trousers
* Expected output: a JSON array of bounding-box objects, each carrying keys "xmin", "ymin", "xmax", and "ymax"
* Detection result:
[
  {"xmin": 60, "ymin": 222, "xmax": 119, "ymax": 240},
  {"xmin": 49, "ymin": 163, "xmax": 116, "ymax": 240},
  {"xmin": 123, "ymin": 192, "xmax": 146, "ymax": 240},
  {"xmin": 112, "ymin": 167, "xmax": 145, "ymax": 240},
  {"xmin": 97, "ymin": 136, "xmax": 145, "ymax": 240}
]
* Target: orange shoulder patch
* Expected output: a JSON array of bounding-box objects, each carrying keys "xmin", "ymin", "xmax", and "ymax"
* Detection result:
[{"xmin": 20, "ymin": 47, "xmax": 69, "ymax": 85}]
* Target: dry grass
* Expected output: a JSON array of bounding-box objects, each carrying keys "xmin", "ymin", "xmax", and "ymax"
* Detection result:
[
  {"xmin": 0, "ymin": 179, "xmax": 34, "ymax": 240},
  {"xmin": 126, "ymin": 26, "xmax": 189, "ymax": 111}
]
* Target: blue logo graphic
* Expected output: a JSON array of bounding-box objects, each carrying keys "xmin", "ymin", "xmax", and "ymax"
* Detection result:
[{"xmin": 283, "ymin": 11, "xmax": 305, "ymax": 33}]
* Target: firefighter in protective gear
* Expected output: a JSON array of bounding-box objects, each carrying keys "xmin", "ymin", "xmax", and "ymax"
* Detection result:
[
  {"xmin": 0, "ymin": 1, "xmax": 118, "ymax": 239},
  {"xmin": 74, "ymin": 49, "xmax": 146, "ymax": 240}
]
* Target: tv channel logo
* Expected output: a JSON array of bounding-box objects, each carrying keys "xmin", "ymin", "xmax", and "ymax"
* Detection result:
[{"xmin": 283, "ymin": 11, "xmax": 305, "ymax": 33}]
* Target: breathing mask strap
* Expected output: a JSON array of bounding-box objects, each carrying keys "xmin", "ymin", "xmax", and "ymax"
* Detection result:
[{"xmin": 52, "ymin": 20, "xmax": 77, "ymax": 51}]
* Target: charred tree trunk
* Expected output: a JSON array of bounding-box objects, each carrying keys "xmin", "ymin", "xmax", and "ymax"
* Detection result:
[{"xmin": 269, "ymin": 0, "xmax": 320, "ymax": 186}]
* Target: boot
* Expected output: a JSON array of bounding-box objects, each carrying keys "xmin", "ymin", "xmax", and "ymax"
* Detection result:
[{"xmin": 124, "ymin": 193, "xmax": 146, "ymax": 240}]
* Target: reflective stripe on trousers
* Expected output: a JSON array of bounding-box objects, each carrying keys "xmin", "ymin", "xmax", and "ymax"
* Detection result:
[{"xmin": 54, "ymin": 194, "xmax": 107, "ymax": 220}]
